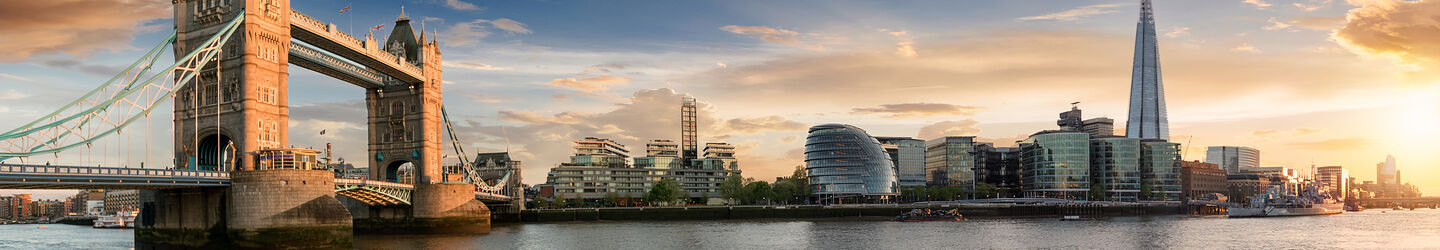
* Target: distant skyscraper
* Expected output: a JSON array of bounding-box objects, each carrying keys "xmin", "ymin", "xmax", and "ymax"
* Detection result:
[
  {"xmin": 1125, "ymin": 0, "xmax": 1170, "ymax": 139},
  {"xmin": 681, "ymin": 97, "xmax": 698, "ymax": 165},
  {"xmin": 1377, "ymin": 154, "xmax": 1397, "ymax": 185},
  {"xmin": 1205, "ymin": 146, "xmax": 1259, "ymax": 173}
]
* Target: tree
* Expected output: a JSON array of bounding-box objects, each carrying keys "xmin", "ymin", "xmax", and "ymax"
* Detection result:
[
  {"xmin": 603, "ymin": 192, "xmax": 622, "ymax": 207},
  {"xmin": 900, "ymin": 186, "xmax": 926, "ymax": 202},
  {"xmin": 645, "ymin": 179, "xmax": 687, "ymax": 206},
  {"xmin": 1088, "ymin": 184, "xmax": 1108, "ymax": 201},
  {"xmin": 742, "ymin": 181, "xmax": 776, "ymax": 204},
  {"xmin": 719, "ymin": 174, "xmax": 746, "ymax": 200},
  {"xmin": 975, "ymin": 183, "xmax": 999, "ymax": 199},
  {"xmin": 928, "ymin": 186, "xmax": 960, "ymax": 201},
  {"xmin": 1139, "ymin": 183, "xmax": 1154, "ymax": 201},
  {"xmin": 790, "ymin": 165, "xmax": 811, "ymax": 196}
]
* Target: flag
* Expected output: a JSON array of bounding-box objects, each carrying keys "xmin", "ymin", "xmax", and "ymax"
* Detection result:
[
  {"xmin": 371, "ymin": 24, "xmax": 385, "ymax": 30},
  {"xmin": 319, "ymin": 129, "xmax": 326, "ymax": 135},
  {"xmin": 338, "ymin": 5, "xmax": 350, "ymax": 14}
]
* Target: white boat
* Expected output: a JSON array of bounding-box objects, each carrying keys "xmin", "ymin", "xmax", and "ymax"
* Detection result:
[
  {"xmin": 93, "ymin": 211, "xmax": 137, "ymax": 228},
  {"xmin": 1229, "ymin": 181, "xmax": 1343, "ymax": 218}
]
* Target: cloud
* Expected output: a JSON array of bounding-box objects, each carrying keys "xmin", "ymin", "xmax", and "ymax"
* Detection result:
[
  {"xmin": 468, "ymin": 93, "xmax": 502, "ymax": 103},
  {"xmin": 0, "ymin": 90, "xmax": 31, "ymax": 100},
  {"xmin": 1263, "ymin": 17, "xmax": 1297, "ymax": 31},
  {"xmin": 1166, "ymin": 27, "xmax": 1191, "ymax": 38},
  {"xmin": 1233, "ymin": 42, "xmax": 1262, "ymax": 53},
  {"xmin": 1290, "ymin": 16, "xmax": 1345, "ymax": 30},
  {"xmin": 1287, "ymin": 137, "xmax": 1369, "ymax": 150},
  {"xmin": 547, "ymin": 75, "xmax": 633, "ymax": 93},
  {"xmin": 444, "ymin": 18, "xmax": 532, "ymax": 46},
  {"xmin": 887, "ymin": 30, "xmax": 918, "ymax": 58},
  {"xmin": 720, "ymin": 25, "xmax": 825, "ymax": 50},
  {"xmin": 917, "ymin": 120, "xmax": 982, "ymax": 140},
  {"xmin": 444, "ymin": 0, "xmax": 482, "ymax": 11},
  {"xmin": 37, "ymin": 59, "xmax": 125, "ymax": 76},
  {"xmin": 851, "ymin": 103, "xmax": 983, "ymax": 118},
  {"xmin": 0, "ymin": 0, "xmax": 170, "ymax": 62},
  {"xmin": 1252, "ymin": 129, "xmax": 1280, "ymax": 137},
  {"xmin": 1333, "ymin": 0, "xmax": 1440, "ymax": 78},
  {"xmin": 1016, "ymin": 3, "xmax": 1122, "ymax": 22},
  {"xmin": 444, "ymin": 62, "xmax": 515, "ymax": 71},
  {"xmin": 1243, "ymin": 0, "xmax": 1273, "ymax": 9},
  {"xmin": 0, "ymin": 74, "xmax": 31, "ymax": 82},
  {"xmin": 718, "ymin": 116, "xmax": 808, "ymax": 134},
  {"xmin": 1294, "ymin": 128, "xmax": 1322, "ymax": 135}
]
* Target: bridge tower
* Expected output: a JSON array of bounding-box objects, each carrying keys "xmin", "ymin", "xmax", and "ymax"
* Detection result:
[{"xmin": 367, "ymin": 12, "xmax": 445, "ymax": 185}]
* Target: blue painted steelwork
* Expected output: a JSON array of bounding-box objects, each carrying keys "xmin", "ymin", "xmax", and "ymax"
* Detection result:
[
  {"xmin": 0, "ymin": 164, "xmax": 230, "ymax": 189},
  {"xmin": 288, "ymin": 41, "xmax": 402, "ymax": 88}
]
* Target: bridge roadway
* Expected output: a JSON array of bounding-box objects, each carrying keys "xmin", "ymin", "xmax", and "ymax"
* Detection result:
[
  {"xmin": 0, "ymin": 164, "xmax": 511, "ymax": 202},
  {"xmin": 288, "ymin": 9, "xmax": 423, "ymax": 88}
]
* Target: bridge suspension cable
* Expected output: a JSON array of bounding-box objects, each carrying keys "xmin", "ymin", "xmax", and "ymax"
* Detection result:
[
  {"xmin": 440, "ymin": 106, "xmax": 511, "ymax": 193},
  {"xmin": 0, "ymin": 15, "xmax": 246, "ymax": 162}
]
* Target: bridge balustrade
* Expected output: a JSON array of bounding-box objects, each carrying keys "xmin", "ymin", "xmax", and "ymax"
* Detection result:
[
  {"xmin": 288, "ymin": 9, "xmax": 423, "ymax": 82},
  {"xmin": 0, "ymin": 164, "xmax": 229, "ymax": 178}
]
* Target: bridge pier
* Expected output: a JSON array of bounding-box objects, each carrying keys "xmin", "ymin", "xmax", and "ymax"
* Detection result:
[
  {"xmin": 137, "ymin": 170, "xmax": 352, "ymax": 248},
  {"xmin": 135, "ymin": 187, "xmax": 229, "ymax": 248},
  {"xmin": 345, "ymin": 183, "xmax": 490, "ymax": 234}
]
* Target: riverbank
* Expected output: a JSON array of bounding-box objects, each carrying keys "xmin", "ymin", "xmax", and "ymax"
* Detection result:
[
  {"xmin": 53, "ymin": 216, "xmax": 96, "ymax": 226},
  {"xmin": 519, "ymin": 204, "xmax": 1182, "ymax": 222}
]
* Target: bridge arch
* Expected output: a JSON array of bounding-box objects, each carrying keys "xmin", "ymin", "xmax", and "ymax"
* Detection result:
[
  {"xmin": 196, "ymin": 133, "xmax": 236, "ymax": 171},
  {"xmin": 384, "ymin": 160, "xmax": 415, "ymax": 184}
]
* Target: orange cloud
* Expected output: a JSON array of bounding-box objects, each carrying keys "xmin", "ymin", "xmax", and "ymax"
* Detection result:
[
  {"xmin": 0, "ymin": 0, "xmax": 170, "ymax": 62},
  {"xmin": 851, "ymin": 103, "xmax": 984, "ymax": 118},
  {"xmin": 1333, "ymin": 0, "xmax": 1440, "ymax": 78},
  {"xmin": 721, "ymin": 25, "xmax": 824, "ymax": 50},
  {"xmin": 547, "ymin": 75, "xmax": 632, "ymax": 93}
]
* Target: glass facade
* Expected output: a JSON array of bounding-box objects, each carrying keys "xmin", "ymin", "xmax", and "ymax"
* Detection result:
[
  {"xmin": 804, "ymin": 124, "xmax": 898, "ymax": 198},
  {"xmin": 1141, "ymin": 141, "xmax": 1182, "ymax": 201},
  {"xmin": 1090, "ymin": 138, "xmax": 1142, "ymax": 201},
  {"xmin": 1204, "ymin": 146, "xmax": 1259, "ymax": 173},
  {"xmin": 1126, "ymin": 0, "xmax": 1170, "ymax": 140},
  {"xmin": 976, "ymin": 143, "xmax": 1022, "ymax": 198},
  {"xmin": 1020, "ymin": 132, "xmax": 1091, "ymax": 199},
  {"xmin": 876, "ymin": 137, "xmax": 927, "ymax": 187},
  {"xmin": 924, "ymin": 137, "xmax": 976, "ymax": 195}
]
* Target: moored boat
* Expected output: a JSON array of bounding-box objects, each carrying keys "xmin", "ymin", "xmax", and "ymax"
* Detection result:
[
  {"xmin": 1229, "ymin": 180, "xmax": 1343, "ymax": 218},
  {"xmin": 895, "ymin": 208, "xmax": 963, "ymax": 222},
  {"xmin": 92, "ymin": 211, "xmax": 137, "ymax": 229}
]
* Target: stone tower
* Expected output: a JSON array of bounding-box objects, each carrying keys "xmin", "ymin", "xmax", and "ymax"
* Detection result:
[
  {"xmin": 172, "ymin": 0, "xmax": 292, "ymax": 171},
  {"xmin": 367, "ymin": 11, "xmax": 446, "ymax": 184}
]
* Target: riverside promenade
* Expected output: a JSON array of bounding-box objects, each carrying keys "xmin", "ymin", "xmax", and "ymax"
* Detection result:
[{"xmin": 521, "ymin": 202, "xmax": 1186, "ymax": 222}]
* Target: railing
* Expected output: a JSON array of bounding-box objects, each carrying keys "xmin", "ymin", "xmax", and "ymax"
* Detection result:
[
  {"xmin": 289, "ymin": 42, "xmax": 396, "ymax": 87},
  {"xmin": 334, "ymin": 178, "xmax": 414, "ymax": 190},
  {"xmin": 0, "ymin": 164, "xmax": 230, "ymax": 179},
  {"xmin": 288, "ymin": 9, "xmax": 423, "ymax": 81}
]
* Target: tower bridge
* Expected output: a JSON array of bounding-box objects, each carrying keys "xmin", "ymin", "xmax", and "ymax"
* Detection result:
[{"xmin": 0, "ymin": 1, "xmax": 518, "ymax": 248}]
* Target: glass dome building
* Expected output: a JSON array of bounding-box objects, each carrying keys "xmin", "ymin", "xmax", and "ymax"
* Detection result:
[{"xmin": 804, "ymin": 124, "xmax": 898, "ymax": 203}]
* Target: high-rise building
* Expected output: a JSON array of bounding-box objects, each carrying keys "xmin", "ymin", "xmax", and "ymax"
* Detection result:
[
  {"xmin": 1180, "ymin": 160, "xmax": 1228, "ymax": 201},
  {"xmin": 804, "ymin": 124, "xmax": 898, "ymax": 203},
  {"xmin": 1057, "ymin": 105, "xmax": 1115, "ymax": 138},
  {"xmin": 925, "ymin": 136, "xmax": 978, "ymax": 195},
  {"xmin": 1316, "ymin": 166, "xmax": 1349, "ymax": 199},
  {"xmin": 1377, "ymin": 154, "xmax": 1397, "ymax": 185},
  {"xmin": 681, "ymin": 97, "xmax": 698, "ymax": 165},
  {"xmin": 1125, "ymin": 0, "xmax": 1170, "ymax": 139},
  {"xmin": 1020, "ymin": 131, "xmax": 1091, "ymax": 199},
  {"xmin": 1205, "ymin": 146, "xmax": 1260, "ymax": 173},
  {"xmin": 875, "ymin": 137, "xmax": 927, "ymax": 187},
  {"xmin": 1141, "ymin": 140, "xmax": 1183, "ymax": 201},
  {"xmin": 1090, "ymin": 137, "xmax": 1143, "ymax": 201},
  {"xmin": 975, "ymin": 143, "xmax": 1022, "ymax": 198}
]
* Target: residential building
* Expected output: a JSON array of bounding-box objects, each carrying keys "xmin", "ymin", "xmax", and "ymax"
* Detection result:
[
  {"xmin": 1180, "ymin": 160, "xmax": 1227, "ymax": 201},
  {"xmin": 1126, "ymin": 0, "xmax": 1171, "ymax": 140},
  {"xmin": 1020, "ymin": 131, "xmax": 1091, "ymax": 199},
  {"xmin": 635, "ymin": 140, "xmax": 685, "ymax": 170},
  {"xmin": 1205, "ymin": 146, "xmax": 1260, "ymax": 173},
  {"xmin": 570, "ymin": 137, "xmax": 631, "ymax": 168},
  {"xmin": 103, "ymin": 190, "xmax": 138, "ymax": 214},
  {"xmin": 0, "ymin": 196, "xmax": 11, "ymax": 220},
  {"xmin": 975, "ymin": 143, "xmax": 1022, "ymax": 198},
  {"xmin": 804, "ymin": 124, "xmax": 898, "ymax": 203},
  {"xmin": 1316, "ymin": 166, "xmax": 1348, "ymax": 200},
  {"xmin": 925, "ymin": 136, "xmax": 977, "ymax": 196},
  {"xmin": 546, "ymin": 137, "xmax": 738, "ymax": 201},
  {"xmin": 681, "ymin": 97, "xmax": 698, "ymax": 165},
  {"xmin": 693, "ymin": 142, "xmax": 738, "ymax": 170},
  {"xmin": 1141, "ymin": 140, "xmax": 1182, "ymax": 201},
  {"xmin": 1090, "ymin": 137, "xmax": 1142, "ymax": 201},
  {"xmin": 875, "ymin": 137, "xmax": 927, "ymax": 187},
  {"xmin": 10, "ymin": 194, "xmax": 31, "ymax": 219}
]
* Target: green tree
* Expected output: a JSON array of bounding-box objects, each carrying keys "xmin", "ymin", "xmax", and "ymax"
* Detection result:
[
  {"xmin": 742, "ymin": 181, "xmax": 776, "ymax": 204},
  {"xmin": 603, "ymin": 192, "xmax": 622, "ymax": 207},
  {"xmin": 975, "ymin": 183, "xmax": 999, "ymax": 199},
  {"xmin": 771, "ymin": 179, "xmax": 796, "ymax": 204},
  {"xmin": 645, "ymin": 179, "xmax": 687, "ymax": 205},
  {"xmin": 1139, "ymin": 183, "xmax": 1154, "ymax": 201},
  {"xmin": 719, "ymin": 174, "xmax": 746, "ymax": 200},
  {"xmin": 790, "ymin": 165, "xmax": 811, "ymax": 196},
  {"xmin": 1088, "ymin": 184, "xmax": 1108, "ymax": 201},
  {"xmin": 900, "ymin": 186, "xmax": 926, "ymax": 202},
  {"xmin": 928, "ymin": 186, "xmax": 960, "ymax": 201}
]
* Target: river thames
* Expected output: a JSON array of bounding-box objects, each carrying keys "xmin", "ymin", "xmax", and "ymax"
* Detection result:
[{"xmin": 3, "ymin": 209, "xmax": 1437, "ymax": 249}]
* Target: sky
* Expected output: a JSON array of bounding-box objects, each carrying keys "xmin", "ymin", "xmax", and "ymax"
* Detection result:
[{"xmin": 1, "ymin": 0, "xmax": 1438, "ymax": 199}]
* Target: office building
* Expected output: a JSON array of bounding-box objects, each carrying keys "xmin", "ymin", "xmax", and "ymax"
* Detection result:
[
  {"xmin": 975, "ymin": 143, "xmax": 1022, "ymax": 198},
  {"xmin": 1020, "ymin": 131, "xmax": 1091, "ymax": 199},
  {"xmin": 876, "ymin": 137, "xmax": 927, "ymax": 187},
  {"xmin": 1141, "ymin": 140, "xmax": 1182, "ymax": 201},
  {"xmin": 1205, "ymin": 146, "xmax": 1260, "ymax": 173},
  {"xmin": 1316, "ymin": 166, "xmax": 1348, "ymax": 199},
  {"xmin": 804, "ymin": 124, "xmax": 898, "ymax": 203},
  {"xmin": 1377, "ymin": 154, "xmax": 1397, "ymax": 185},
  {"xmin": 1058, "ymin": 105, "xmax": 1116, "ymax": 138},
  {"xmin": 1126, "ymin": 0, "xmax": 1171, "ymax": 139},
  {"xmin": 103, "ymin": 190, "xmax": 137, "ymax": 214},
  {"xmin": 1090, "ymin": 137, "xmax": 1142, "ymax": 201},
  {"xmin": 1180, "ymin": 160, "xmax": 1228, "ymax": 201},
  {"xmin": 925, "ymin": 136, "xmax": 978, "ymax": 196}
]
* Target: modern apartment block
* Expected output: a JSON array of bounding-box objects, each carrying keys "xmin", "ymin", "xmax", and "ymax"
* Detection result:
[
  {"xmin": 547, "ymin": 138, "xmax": 739, "ymax": 201},
  {"xmin": 103, "ymin": 190, "xmax": 138, "ymax": 214},
  {"xmin": 876, "ymin": 137, "xmax": 927, "ymax": 187},
  {"xmin": 925, "ymin": 136, "xmax": 978, "ymax": 195}
]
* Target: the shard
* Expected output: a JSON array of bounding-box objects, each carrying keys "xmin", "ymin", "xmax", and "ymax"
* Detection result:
[{"xmin": 1125, "ymin": 0, "xmax": 1169, "ymax": 139}]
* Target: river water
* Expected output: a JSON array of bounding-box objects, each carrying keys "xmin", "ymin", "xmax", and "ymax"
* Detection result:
[{"xmin": 4, "ymin": 209, "xmax": 1438, "ymax": 249}]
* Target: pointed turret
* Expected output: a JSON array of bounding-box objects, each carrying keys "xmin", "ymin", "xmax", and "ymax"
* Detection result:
[{"xmin": 384, "ymin": 7, "xmax": 421, "ymax": 64}]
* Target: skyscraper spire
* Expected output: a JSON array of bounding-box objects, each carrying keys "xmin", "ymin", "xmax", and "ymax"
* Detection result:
[{"xmin": 1126, "ymin": 0, "xmax": 1169, "ymax": 139}]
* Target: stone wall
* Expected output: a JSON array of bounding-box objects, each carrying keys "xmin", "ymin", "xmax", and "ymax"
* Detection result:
[{"xmin": 228, "ymin": 169, "xmax": 352, "ymax": 248}]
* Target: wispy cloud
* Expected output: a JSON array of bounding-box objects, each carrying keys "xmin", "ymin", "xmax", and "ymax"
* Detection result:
[
  {"xmin": 547, "ymin": 75, "xmax": 632, "ymax": 93},
  {"xmin": 0, "ymin": 90, "xmax": 30, "ymax": 100},
  {"xmin": 1243, "ymin": 0, "xmax": 1273, "ymax": 9},
  {"xmin": 1263, "ymin": 17, "xmax": 1296, "ymax": 31},
  {"xmin": 1016, "ymin": 3, "xmax": 1123, "ymax": 22},
  {"xmin": 444, "ymin": 18, "xmax": 533, "ymax": 46},
  {"xmin": 884, "ymin": 29, "xmax": 917, "ymax": 58},
  {"xmin": 0, "ymin": 73, "xmax": 31, "ymax": 82},
  {"xmin": 1233, "ymin": 42, "xmax": 1262, "ymax": 53},
  {"xmin": 444, "ymin": 62, "xmax": 515, "ymax": 71},
  {"xmin": 444, "ymin": 0, "xmax": 482, "ymax": 11},
  {"xmin": 1166, "ymin": 27, "xmax": 1191, "ymax": 38},
  {"xmin": 851, "ymin": 103, "xmax": 983, "ymax": 118},
  {"xmin": 720, "ymin": 25, "xmax": 825, "ymax": 50}
]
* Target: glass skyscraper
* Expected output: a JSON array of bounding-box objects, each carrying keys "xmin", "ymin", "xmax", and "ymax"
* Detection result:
[
  {"xmin": 1126, "ymin": 0, "xmax": 1170, "ymax": 139},
  {"xmin": 1020, "ymin": 132, "xmax": 1091, "ymax": 199},
  {"xmin": 804, "ymin": 124, "xmax": 898, "ymax": 203},
  {"xmin": 1141, "ymin": 140, "xmax": 1182, "ymax": 201},
  {"xmin": 1090, "ymin": 137, "xmax": 1142, "ymax": 201},
  {"xmin": 925, "ymin": 137, "xmax": 977, "ymax": 195},
  {"xmin": 1204, "ymin": 146, "xmax": 1259, "ymax": 173}
]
